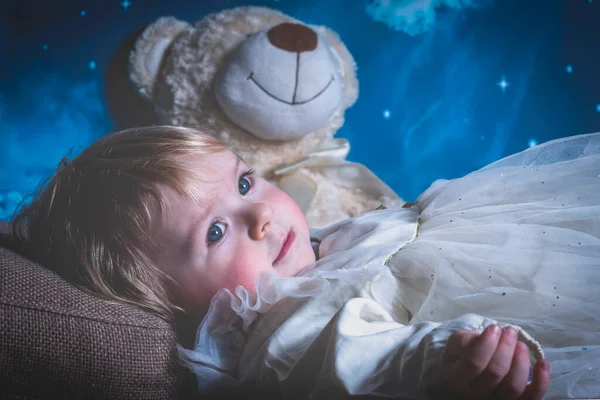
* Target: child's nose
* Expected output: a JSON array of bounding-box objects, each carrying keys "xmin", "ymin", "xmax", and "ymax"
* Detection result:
[{"xmin": 247, "ymin": 203, "xmax": 273, "ymax": 240}]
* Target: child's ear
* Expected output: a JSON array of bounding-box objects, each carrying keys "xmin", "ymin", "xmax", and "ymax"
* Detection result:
[{"xmin": 129, "ymin": 17, "xmax": 191, "ymax": 100}]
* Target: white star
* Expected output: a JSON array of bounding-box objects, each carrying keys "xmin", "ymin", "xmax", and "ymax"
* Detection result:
[
  {"xmin": 121, "ymin": 0, "xmax": 132, "ymax": 11},
  {"xmin": 497, "ymin": 76, "xmax": 510, "ymax": 93}
]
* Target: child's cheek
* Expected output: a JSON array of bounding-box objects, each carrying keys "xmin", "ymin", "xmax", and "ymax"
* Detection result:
[
  {"xmin": 274, "ymin": 188, "xmax": 300, "ymax": 213},
  {"xmin": 225, "ymin": 254, "xmax": 264, "ymax": 295}
]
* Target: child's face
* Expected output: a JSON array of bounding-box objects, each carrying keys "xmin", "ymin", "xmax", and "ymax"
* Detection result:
[{"xmin": 152, "ymin": 151, "xmax": 316, "ymax": 317}]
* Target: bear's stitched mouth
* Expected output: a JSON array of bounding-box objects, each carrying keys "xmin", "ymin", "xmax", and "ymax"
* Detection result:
[{"xmin": 247, "ymin": 72, "xmax": 334, "ymax": 106}]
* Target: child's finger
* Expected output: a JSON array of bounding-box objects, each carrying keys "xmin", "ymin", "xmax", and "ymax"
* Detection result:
[
  {"xmin": 443, "ymin": 330, "xmax": 481, "ymax": 365},
  {"xmin": 492, "ymin": 341, "xmax": 531, "ymax": 399},
  {"xmin": 519, "ymin": 359, "xmax": 551, "ymax": 400},
  {"xmin": 469, "ymin": 326, "xmax": 518, "ymax": 397},
  {"xmin": 442, "ymin": 330, "xmax": 481, "ymax": 387},
  {"xmin": 445, "ymin": 324, "xmax": 502, "ymax": 392}
]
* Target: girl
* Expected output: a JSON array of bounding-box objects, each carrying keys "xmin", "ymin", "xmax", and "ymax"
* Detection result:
[{"xmin": 17, "ymin": 125, "xmax": 596, "ymax": 399}]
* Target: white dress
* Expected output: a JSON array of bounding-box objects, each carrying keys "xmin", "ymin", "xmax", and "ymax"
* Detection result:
[{"xmin": 180, "ymin": 132, "xmax": 600, "ymax": 399}]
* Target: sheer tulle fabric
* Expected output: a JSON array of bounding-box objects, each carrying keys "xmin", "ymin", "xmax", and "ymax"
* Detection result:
[
  {"xmin": 391, "ymin": 132, "xmax": 600, "ymax": 398},
  {"xmin": 182, "ymin": 132, "xmax": 600, "ymax": 399}
]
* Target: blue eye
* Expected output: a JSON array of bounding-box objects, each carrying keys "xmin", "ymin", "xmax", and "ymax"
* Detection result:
[
  {"xmin": 207, "ymin": 222, "xmax": 226, "ymax": 243},
  {"xmin": 239, "ymin": 171, "xmax": 253, "ymax": 195}
]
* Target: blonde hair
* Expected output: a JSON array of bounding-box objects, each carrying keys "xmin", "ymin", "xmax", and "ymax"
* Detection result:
[{"xmin": 12, "ymin": 125, "xmax": 227, "ymax": 320}]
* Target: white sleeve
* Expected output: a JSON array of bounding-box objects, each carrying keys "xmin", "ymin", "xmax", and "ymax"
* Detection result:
[{"xmin": 259, "ymin": 298, "xmax": 498, "ymax": 400}]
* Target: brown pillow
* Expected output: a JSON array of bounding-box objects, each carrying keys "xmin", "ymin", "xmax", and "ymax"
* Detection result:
[{"xmin": 0, "ymin": 222, "xmax": 198, "ymax": 399}]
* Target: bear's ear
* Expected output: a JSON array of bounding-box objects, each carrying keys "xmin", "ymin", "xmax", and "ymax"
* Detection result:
[
  {"xmin": 129, "ymin": 17, "xmax": 191, "ymax": 100},
  {"xmin": 312, "ymin": 25, "xmax": 359, "ymax": 109}
]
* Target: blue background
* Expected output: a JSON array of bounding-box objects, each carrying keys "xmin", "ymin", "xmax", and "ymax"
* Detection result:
[{"xmin": 1, "ymin": 0, "xmax": 600, "ymax": 219}]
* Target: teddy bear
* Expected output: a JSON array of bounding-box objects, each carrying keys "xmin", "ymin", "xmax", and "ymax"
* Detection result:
[{"xmin": 128, "ymin": 6, "xmax": 402, "ymax": 228}]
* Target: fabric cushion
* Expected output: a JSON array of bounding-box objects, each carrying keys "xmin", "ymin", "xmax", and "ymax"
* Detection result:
[{"xmin": 0, "ymin": 222, "xmax": 197, "ymax": 399}]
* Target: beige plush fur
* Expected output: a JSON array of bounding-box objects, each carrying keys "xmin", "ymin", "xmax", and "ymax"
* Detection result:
[{"xmin": 129, "ymin": 6, "xmax": 402, "ymax": 228}]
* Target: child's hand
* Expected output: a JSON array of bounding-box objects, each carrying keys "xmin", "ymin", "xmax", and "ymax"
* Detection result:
[{"xmin": 441, "ymin": 325, "xmax": 550, "ymax": 399}]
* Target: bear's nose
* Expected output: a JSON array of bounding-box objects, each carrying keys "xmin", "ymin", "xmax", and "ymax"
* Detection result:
[{"xmin": 267, "ymin": 23, "xmax": 317, "ymax": 53}]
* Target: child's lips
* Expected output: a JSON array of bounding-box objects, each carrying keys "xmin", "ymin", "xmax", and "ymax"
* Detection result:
[{"xmin": 274, "ymin": 230, "xmax": 295, "ymax": 265}]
